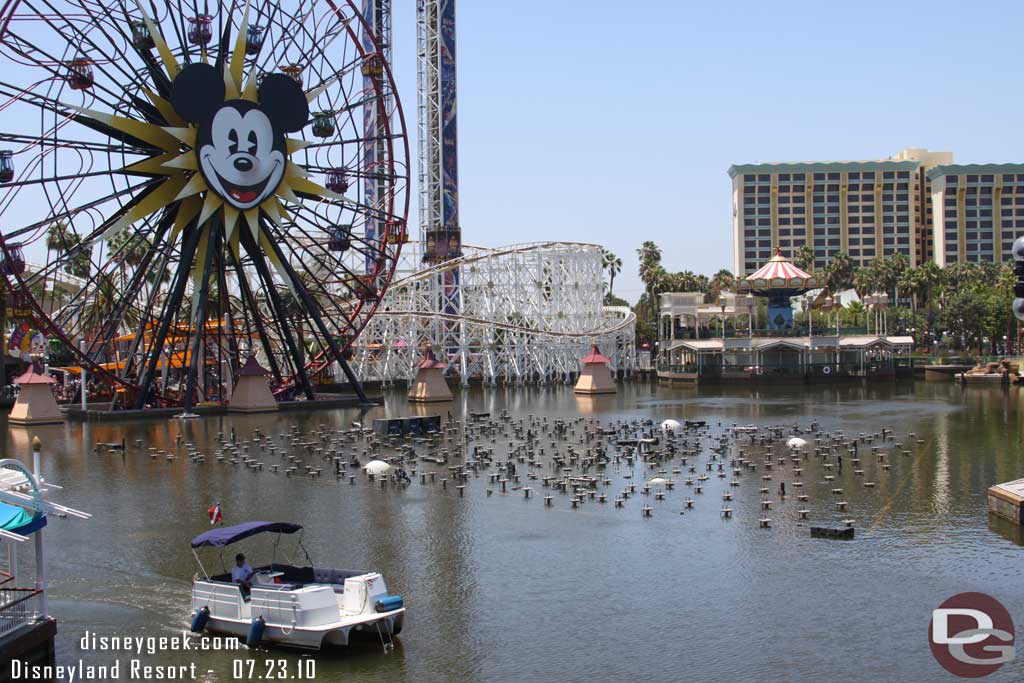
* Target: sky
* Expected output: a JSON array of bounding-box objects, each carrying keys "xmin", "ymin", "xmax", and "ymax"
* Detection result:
[{"xmin": 387, "ymin": 0, "xmax": 1024, "ymax": 303}]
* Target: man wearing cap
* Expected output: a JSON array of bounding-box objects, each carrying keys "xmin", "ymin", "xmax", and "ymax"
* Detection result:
[{"xmin": 231, "ymin": 553, "xmax": 254, "ymax": 592}]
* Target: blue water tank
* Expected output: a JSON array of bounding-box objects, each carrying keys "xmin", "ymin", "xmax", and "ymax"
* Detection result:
[
  {"xmin": 375, "ymin": 595, "xmax": 404, "ymax": 612},
  {"xmin": 246, "ymin": 616, "xmax": 266, "ymax": 647},
  {"xmin": 190, "ymin": 606, "xmax": 210, "ymax": 633}
]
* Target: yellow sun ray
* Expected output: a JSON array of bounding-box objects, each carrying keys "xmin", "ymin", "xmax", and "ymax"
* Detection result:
[
  {"xmin": 69, "ymin": 105, "xmax": 179, "ymax": 153},
  {"xmin": 100, "ymin": 173, "xmax": 190, "ymax": 240},
  {"xmin": 170, "ymin": 196, "xmax": 203, "ymax": 243},
  {"xmin": 229, "ymin": 1, "xmax": 252, "ymax": 95},
  {"xmin": 141, "ymin": 88, "xmax": 184, "ymax": 127},
  {"xmin": 174, "ymin": 173, "xmax": 209, "ymax": 201},
  {"xmin": 122, "ymin": 152, "xmax": 179, "ymax": 176},
  {"xmin": 135, "ymin": 1, "xmax": 180, "ymax": 79},
  {"xmin": 244, "ymin": 209, "xmax": 260, "ymax": 244},
  {"xmin": 161, "ymin": 154, "xmax": 199, "ymax": 171},
  {"xmin": 162, "ymin": 127, "xmax": 197, "ymax": 146},
  {"xmin": 224, "ymin": 206, "xmax": 241, "ymax": 245},
  {"xmin": 197, "ymin": 192, "xmax": 223, "ymax": 228}
]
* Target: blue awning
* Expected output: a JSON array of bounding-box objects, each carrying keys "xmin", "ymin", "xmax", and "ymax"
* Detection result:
[
  {"xmin": 190, "ymin": 521, "xmax": 302, "ymax": 548},
  {"xmin": 0, "ymin": 502, "xmax": 46, "ymax": 537}
]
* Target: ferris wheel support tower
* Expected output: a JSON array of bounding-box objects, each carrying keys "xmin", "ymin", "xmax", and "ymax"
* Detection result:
[
  {"xmin": 417, "ymin": 0, "xmax": 463, "ymax": 368},
  {"xmin": 361, "ymin": 0, "xmax": 394, "ymax": 273}
]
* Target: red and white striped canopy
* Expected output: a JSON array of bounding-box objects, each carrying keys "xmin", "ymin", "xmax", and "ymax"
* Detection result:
[{"xmin": 740, "ymin": 248, "xmax": 818, "ymax": 291}]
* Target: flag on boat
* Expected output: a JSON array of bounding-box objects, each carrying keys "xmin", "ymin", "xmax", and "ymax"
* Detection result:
[{"xmin": 208, "ymin": 503, "xmax": 222, "ymax": 525}]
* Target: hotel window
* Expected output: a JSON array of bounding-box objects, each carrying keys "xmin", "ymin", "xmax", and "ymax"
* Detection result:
[
  {"xmin": 813, "ymin": 173, "xmax": 826, "ymax": 181},
  {"xmin": 758, "ymin": 207, "xmax": 770, "ymax": 215},
  {"xmin": 793, "ymin": 174, "xmax": 805, "ymax": 181},
  {"xmin": 758, "ymin": 174, "xmax": 769, "ymax": 182},
  {"xmin": 779, "ymin": 174, "xmax": 790, "ymax": 181},
  {"xmin": 981, "ymin": 175, "xmax": 994, "ymax": 182},
  {"xmin": 744, "ymin": 186, "xmax": 756, "ymax": 194},
  {"xmin": 758, "ymin": 219, "xmax": 770, "ymax": 226},
  {"xmin": 744, "ymin": 174, "xmax": 755, "ymax": 181},
  {"xmin": 780, "ymin": 218, "xmax": 791, "ymax": 226},
  {"xmin": 862, "ymin": 172, "xmax": 875, "ymax": 180}
]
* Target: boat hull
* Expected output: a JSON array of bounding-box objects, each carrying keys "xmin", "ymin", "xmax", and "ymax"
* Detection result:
[{"xmin": 200, "ymin": 611, "xmax": 404, "ymax": 651}]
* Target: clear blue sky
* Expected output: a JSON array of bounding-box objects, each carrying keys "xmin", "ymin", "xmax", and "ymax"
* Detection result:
[{"xmin": 390, "ymin": 0, "xmax": 1024, "ymax": 302}]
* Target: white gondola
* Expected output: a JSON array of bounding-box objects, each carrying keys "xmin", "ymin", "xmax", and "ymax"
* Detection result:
[{"xmin": 189, "ymin": 521, "xmax": 404, "ymax": 651}]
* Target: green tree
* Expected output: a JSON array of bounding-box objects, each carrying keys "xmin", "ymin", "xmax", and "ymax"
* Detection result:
[
  {"xmin": 822, "ymin": 251, "xmax": 856, "ymax": 293},
  {"xmin": 793, "ymin": 244, "xmax": 816, "ymax": 272}
]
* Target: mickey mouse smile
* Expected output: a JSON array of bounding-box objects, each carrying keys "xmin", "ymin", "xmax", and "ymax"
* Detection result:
[{"xmin": 202, "ymin": 151, "xmax": 282, "ymax": 208}]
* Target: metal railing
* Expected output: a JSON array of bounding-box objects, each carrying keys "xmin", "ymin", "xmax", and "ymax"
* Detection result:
[
  {"xmin": 657, "ymin": 361, "xmax": 907, "ymax": 377},
  {"xmin": 665, "ymin": 326, "xmax": 873, "ymax": 341},
  {"xmin": 0, "ymin": 587, "xmax": 44, "ymax": 640}
]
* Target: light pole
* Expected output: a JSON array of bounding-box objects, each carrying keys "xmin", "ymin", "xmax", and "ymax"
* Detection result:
[
  {"xmin": 718, "ymin": 297, "xmax": 726, "ymax": 370},
  {"xmin": 79, "ymin": 338, "xmax": 87, "ymax": 411},
  {"xmin": 744, "ymin": 294, "xmax": 755, "ymax": 338},
  {"xmin": 878, "ymin": 292, "xmax": 889, "ymax": 336}
]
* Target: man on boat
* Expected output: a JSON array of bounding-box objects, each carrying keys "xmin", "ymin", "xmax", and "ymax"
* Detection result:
[{"xmin": 232, "ymin": 553, "xmax": 254, "ymax": 592}]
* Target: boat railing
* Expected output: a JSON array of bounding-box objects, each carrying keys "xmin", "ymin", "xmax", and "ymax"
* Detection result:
[{"xmin": 0, "ymin": 586, "xmax": 44, "ymax": 640}]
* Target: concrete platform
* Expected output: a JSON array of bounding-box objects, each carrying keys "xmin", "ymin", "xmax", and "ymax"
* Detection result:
[{"xmin": 988, "ymin": 478, "xmax": 1024, "ymax": 525}]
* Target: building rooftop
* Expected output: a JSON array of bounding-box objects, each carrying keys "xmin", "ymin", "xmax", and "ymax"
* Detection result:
[
  {"xmin": 926, "ymin": 163, "xmax": 1024, "ymax": 180},
  {"xmin": 728, "ymin": 159, "xmax": 920, "ymax": 178}
]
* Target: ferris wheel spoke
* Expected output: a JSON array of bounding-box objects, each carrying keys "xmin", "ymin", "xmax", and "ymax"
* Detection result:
[
  {"xmin": 225, "ymin": 247, "xmax": 283, "ymax": 383},
  {"xmin": 87, "ymin": 207, "xmax": 176, "ymax": 364},
  {"xmin": 239, "ymin": 225, "xmax": 315, "ymax": 399},
  {"xmin": 2, "ymin": 177, "xmax": 159, "ymax": 240},
  {"xmin": 134, "ymin": 217, "xmax": 202, "ymax": 408}
]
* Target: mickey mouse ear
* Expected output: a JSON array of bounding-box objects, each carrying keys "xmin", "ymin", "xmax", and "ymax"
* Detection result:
[
  {"xmin": 171, "ymin": 63, "xmax": 226, "ymax": 123},
  {"xmin": 258, "ymin": 73, "xmax": 309, "ymax": 133}
]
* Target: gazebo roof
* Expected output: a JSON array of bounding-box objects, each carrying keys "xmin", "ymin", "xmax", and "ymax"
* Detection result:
[
  {"xmin": 738, "ymin": 248, "xmax": 819, "ymax": 292},
  {"xmin": 238, "ymin": 356, "xmax": 270, "ymax": 377},
  {"xmin": 416, "ymin": 348, "xmax": 447, "ymax": 370},
  {"xmin": 14, "ymin": 364, "xmax": 55, "ymax": 385},
  {"xmin": 580, "ymin": 345, "xmax": 610, "ymax": 365}
]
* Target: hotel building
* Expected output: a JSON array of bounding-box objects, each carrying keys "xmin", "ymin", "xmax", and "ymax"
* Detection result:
[
  {"xmin": 928, "ymin": 165, "xmax": 1024, "ymax": 265},
  {"xmin": 729, "ymin": 148, "xmax": 953, "ymax": 275}
]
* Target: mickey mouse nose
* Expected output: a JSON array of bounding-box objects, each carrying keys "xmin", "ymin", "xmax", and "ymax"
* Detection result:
[{"xmin": 233, "ymin": 157, "xmax": 254, "ymax": 172}]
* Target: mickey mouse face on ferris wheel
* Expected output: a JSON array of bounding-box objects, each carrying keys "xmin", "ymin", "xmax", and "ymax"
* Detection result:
[{"xmin": 170, "ymin": 63, "xmax": 309, "ymax": 210}]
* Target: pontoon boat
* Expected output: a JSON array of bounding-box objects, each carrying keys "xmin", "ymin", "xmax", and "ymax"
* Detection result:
[{"xmin": 188, "ymin": 521, "xmax": 405, "ymax": 651}]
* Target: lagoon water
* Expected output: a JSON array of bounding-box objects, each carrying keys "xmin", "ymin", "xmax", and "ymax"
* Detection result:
[{"xmin": 4, "ymin": 381, "xmax": 1024, "ymax": 682}]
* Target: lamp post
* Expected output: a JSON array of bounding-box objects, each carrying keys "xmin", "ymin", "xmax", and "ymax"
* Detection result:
[
  {"xmin": 718, "ymin": 297, "xmax": 726, "ymax": 370},
  {"xmin": 79, "ymin": 338, "xmax": 87, "ymax": 411},
  {"xmin": 744, "ymin": 294, "xmax": 755, "ymax": 338},
  {"xmin": 878, "ymin": 292, "xmax": 890, "ymax": 336}
]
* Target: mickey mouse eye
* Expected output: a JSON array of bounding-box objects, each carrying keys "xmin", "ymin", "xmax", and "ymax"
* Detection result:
[
  {"xmin": 247, "ymin": 130, "xmax": 258, "ymax": 155},
  {"xmin": 228, "ymin": 129, "xmax": 239, "ymax": 155}
]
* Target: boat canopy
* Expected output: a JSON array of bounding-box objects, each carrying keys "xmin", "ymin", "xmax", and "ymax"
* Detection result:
[
  {"xmin": 190, "ymin": 521, "xmax": 302, "ymax": 548},
  {"xmin": 0, "ymin": 502, "xmax": 46, "ymax": 536}
]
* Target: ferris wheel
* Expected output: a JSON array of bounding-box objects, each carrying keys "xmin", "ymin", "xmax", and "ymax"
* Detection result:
[{"xmin": 0, "ymin": 0, "xmax": 409, "ymax": 408}]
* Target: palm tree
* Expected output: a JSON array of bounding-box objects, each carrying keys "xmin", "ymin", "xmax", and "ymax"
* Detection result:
[{"xmin": 601, "ymin": 249, "xmax": 623, "ymax": 296}]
